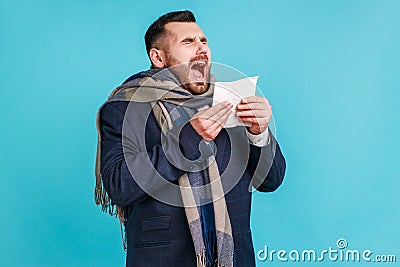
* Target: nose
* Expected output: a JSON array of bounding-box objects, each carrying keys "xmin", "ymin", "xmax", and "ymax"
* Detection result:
[{"xmin": 196, "ymin": 39, "xmax": 208, "ymax": 55}]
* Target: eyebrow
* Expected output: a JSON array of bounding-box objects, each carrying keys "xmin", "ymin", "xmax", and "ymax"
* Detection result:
[{"xmin": 180, "ymin": 35, "xmax": 208, "ymax": 43}]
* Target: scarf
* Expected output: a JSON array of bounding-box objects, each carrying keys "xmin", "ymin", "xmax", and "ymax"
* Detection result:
[{"xmin": 95, "ymin": 68, "xmax": 234, "ymax": 267}]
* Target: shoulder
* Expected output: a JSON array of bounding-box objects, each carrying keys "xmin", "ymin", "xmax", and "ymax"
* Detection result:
[
  {"xmin": 99, "ymin": 101, "xmax": 157, "ymax": 131},
  {"xmin": 100, "ymin": 101, "xmax": 153, "ymax": 118}
]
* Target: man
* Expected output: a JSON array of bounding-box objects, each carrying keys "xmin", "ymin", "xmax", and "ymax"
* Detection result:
[{"xmin": 95, "ymin": 10, "xmax": 286, "ymax": 267}]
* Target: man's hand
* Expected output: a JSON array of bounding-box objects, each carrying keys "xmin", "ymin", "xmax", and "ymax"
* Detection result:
[
  {"xmin": 236, "ymin": 96, "xmax": 272, "ymax": 135},
  {"xmin": 190, "ymin": 101, "xmax": 233, "ymax": 141}
]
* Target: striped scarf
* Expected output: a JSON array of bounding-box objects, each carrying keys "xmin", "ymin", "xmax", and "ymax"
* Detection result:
[{"xmin": 95, "ymin": 68, "xmax": 234, "ymax": 267}]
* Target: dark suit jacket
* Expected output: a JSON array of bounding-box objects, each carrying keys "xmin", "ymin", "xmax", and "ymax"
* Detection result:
[{"xmin": 99, "ymin": 100, "xmax": 286, "ymax": 267}]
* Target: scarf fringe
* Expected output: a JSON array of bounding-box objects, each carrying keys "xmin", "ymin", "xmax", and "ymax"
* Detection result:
[
  {"xmin": 94, "ymin": 105, "xmax": 126, "ymax": 224},
  {"xmin": 95, "ymin": 174, "xmax": 125, "ymax": 223},
  {"xmin": 197, "ymin": 250, "xmax": 207, "ymax": 267},
  {"xmin": 196, "ymin": 250, "xmax": 226, "ymax": 267}
]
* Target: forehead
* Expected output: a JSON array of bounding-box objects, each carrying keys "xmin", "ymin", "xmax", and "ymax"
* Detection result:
[{"xmin": 164, "ymin": 22, "xmax": 205, "ymax": 41}]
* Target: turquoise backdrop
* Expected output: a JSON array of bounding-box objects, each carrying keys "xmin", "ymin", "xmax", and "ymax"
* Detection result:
[{"xmin": 1, "ymin": 0, "xmax": 399, "ymax": 266}]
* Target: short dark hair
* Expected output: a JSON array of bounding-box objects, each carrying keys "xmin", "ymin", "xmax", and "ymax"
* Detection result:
[{"xmin": 145, "ymin": 10, "xmax": 196, "ymax": 55}]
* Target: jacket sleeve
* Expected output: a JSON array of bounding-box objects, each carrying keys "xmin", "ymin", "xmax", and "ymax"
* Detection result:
[
  {"xmin": 247, "ymin": 130, "xmax": 286, "ymax": 192},
  {"xmin": 99, "ymin": 101, "xmax": 212, "ymax": 207}
]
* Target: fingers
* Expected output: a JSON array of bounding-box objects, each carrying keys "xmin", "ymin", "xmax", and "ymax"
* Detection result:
[
  {"xmin": 239, "ymin": 116, "xmax": 267, "ymax": 125},
  {"xmin": 236, "ymin": 102, "xmax": 265, "ymax": 111},
  {"xmin": 237, "ymin": 102, "xmax": 271, "ymax": 111},
  {"xmin": 206, "ymin": 106, "xmax": 232, "ymax": 133},
  {"xmin": 241, "ymin": 96, "xmax": 270, "ymax": 105},
  {"xmin": 236, "ymin": 109, "xmax": 266, "ymax": 118},
  {"xmin": 237, "ymin": 96, "xmax": 270, "ymax": 110},
  {"xmin": 209, "ymin": 101, "xmax": 233, "ymax": 122},
  {"xmin": 196, "ymin": 103, "xmax": 232, "ymax": 140},
  {"xmin": 193, "ymin": 101, "xmax": 232, "ymax": 125},
  {"xmin": 190, "ymin": 101, "xmax": 233, "ymax": 141},
  {"xmin": 236, "ymin": 96, "xmax": 272, "ymax": 135},
  {"xmin": 236, "ymin": 97, "xmax": 271, "ymax": 118},
  {"xmin": 202, "ymin": 101, "xmax": 232, "ymax": 116}
]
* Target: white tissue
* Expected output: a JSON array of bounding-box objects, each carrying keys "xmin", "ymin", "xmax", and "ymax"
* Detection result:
[{"xmin": 212, "ymin": 76, "xmax": 259, "ymax": 128}]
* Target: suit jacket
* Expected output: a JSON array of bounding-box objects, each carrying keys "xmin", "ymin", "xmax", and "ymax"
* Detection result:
[{"xmin": 99, "ymin": 100, "xmax": 286, "ymax": 267}]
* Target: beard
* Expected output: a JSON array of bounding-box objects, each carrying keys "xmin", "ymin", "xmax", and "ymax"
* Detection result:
[{"xmin": 164, "ymin": 53, "xmax": 211, "ymax": 95}]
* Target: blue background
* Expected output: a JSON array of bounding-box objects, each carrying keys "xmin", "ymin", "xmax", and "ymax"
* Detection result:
[{"xmin": 1, "ymin": 0, "xmax": 399, "ymax": 266}]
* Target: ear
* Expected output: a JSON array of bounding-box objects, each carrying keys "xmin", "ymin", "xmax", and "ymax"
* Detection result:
[{"xmin": 149, "ymin": 48, "xmax": 166, "ymax": 68}]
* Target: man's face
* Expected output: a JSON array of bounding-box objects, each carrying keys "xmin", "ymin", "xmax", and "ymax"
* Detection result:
[{"xmin": 162, "ymin": 22, "xmax": 212, "ymax": 94}]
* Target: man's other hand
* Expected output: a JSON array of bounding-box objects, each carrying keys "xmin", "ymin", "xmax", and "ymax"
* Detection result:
[{"xmin": 236, "ymin": 96, "xmax": 272, "ymax": 135}]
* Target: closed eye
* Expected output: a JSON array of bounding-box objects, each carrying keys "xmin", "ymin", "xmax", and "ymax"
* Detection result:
[
  {"xmin": 180, "ymin": 36, "xmax": 208, "ymax": 45},
  {"xmin": 181, "ymin": 37, "xmax": 196, "ymax": 45}
]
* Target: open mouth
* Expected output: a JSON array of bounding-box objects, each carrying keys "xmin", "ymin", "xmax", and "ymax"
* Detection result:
[{"xmin": 190, "ymin": 61, "xmax": 207, "ymax": 82}]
